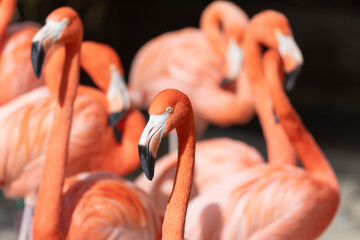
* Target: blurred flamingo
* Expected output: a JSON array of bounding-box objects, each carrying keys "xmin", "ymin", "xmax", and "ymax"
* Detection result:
[
  {"xmin": 138, "ymin": 88, "xmax": 197, "ymax": 239},
  {"xmin": 0, "ymin": 0, "xmax": 43, "ymax": 105},
  {"xmin": 31, "ymin": 7, "xmax": 161, "ymax": 240},
  {"xmin": 135, "ymin": 9, "xmax": 304, "ymax": 213},
  {"xmin": 129, "ymin": 0, "xmax": 255, "ymax": 138},
  {"xmin": 184, "ymin": 49, "xmax": 339, "ymax": 239},
  {"xmin": 0, "ymin": 34, "xmax": 143, "ymax": 240}
]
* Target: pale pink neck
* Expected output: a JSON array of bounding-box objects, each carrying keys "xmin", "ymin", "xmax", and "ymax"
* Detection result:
[
  {"xmin": 200, "ymin": 3, "xmax": 226, "ymax": 55},
  {"xmin": 163, "ymin": 113, "xmax": 196, "ymax": 240},
  {"xmin": 266, "ymin": 51, "xmax": 339, "ymax": 192},
  {"xmin": 244, "ymin": 34, "xmax": 296, "ymax": 165},
  {"xmin": 33, "ymin": 42, "xmax": 81, "ymax": 240},
  {"xmin": 0, "ymin": 0, "xmax": 16, "ymax": 44}
]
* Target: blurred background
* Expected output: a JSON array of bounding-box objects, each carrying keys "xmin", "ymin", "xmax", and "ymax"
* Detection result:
[{"xmin": 1, "ymin": 0, "xmax": 359, "ymax": 239}]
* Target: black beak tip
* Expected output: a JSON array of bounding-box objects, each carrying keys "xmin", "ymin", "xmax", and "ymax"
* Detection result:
[
  {"xmin": 108, "ymin": 109, "xmax": 126, "ymax": 127},
  {"xmin": 284, "ymin": 65, "xmax": 302, "ymax": 92},
  {"xmin": 31, "ymin": 41, "xmax": 45, "ymax": 78},
  {"xmin": 273, "ymin": 108, "xmax": 279, "ymax": 124},
  {"xmin": 112, "ymin": 127, "xmax": 122, "ymax": 143},
  {"xmin": 220, "ymin": 78, "xmax": 230, "ymax": 88},
  {"xmin": 138, "ymin": 144, "xmax": 155, "ymax": 181}
]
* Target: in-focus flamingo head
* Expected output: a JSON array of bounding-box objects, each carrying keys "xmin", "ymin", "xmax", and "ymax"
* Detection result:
[
  {"xmin": 31, "ymin": 7, "xmax": 83, "ymax": 78},
  {"xmin": 138, "ymin": 89, "xmax": 192, "ymax": 180},
  {"xmin": 250, "ymin": 10, "xmax": 303, "ymax": 91}
]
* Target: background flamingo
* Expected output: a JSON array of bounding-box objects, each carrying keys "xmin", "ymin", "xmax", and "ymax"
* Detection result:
[
  {"xmin": 0, "ymin": 0, "xmax": 42, "ymax": 105},
  {"xmin": 30, "ymin": 7, "xmax": 161, "ymax": 239},
  {"xmin": 184, "ymin": 49, "xmax": 339, "ymax": 240},
  {"xmin": 128, "ymin": 1, "xmax": 255, "ymax": 137}
]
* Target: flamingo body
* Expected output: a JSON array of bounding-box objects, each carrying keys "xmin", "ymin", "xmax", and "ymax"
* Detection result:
[
  {"xmin": 185, "ymin": 164, "xmax": 338, "ymax": 240},
  {"xmin": 61, "ymin": 172, "xmax": 162, "ymax": 240},
  {"xmin": 129, "ymin": 1, "xmax": 254, "ymax": 130}
]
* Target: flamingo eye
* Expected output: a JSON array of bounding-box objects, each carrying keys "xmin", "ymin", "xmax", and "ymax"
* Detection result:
[
  {"xmin": 63, "ymin": 18, "xmax": 70, "ymax": 26},
  {"xmin": 218, "ymin": 20, "xmax": 224, "ymax": 33},
  {"xmin": 166, "ymin": 107, "xmax": 173, "ymax": 114}
]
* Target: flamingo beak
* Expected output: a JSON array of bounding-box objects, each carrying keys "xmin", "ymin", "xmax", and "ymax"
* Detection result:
[
  {"xmin": 108, "ymin": 109, "xmax": 126, "ymax": 127},
  {"xmin": 138, "ymin": 111, "xmax": 170, "ymax": 180},
  {"xmin": 31, "ymin": 42, "xmax": 45, "ymax": 78},
  {"xmin": 276, "ymin": 30, "xmax": 304, "ymax": 91},
  {"xmin": 284, "ymin": 64, "xmax": 302, "ymax": 91},
  {"xmin": 107, "ymin": 65, "xmax": 130, "ymax": 127},
  {"xmin": 224, "ymin": 39, "xmax": 243, "ymax": 87},
  {"xmin": 31, "ymin": 18, "xmax": 70, "ymax": 78}
]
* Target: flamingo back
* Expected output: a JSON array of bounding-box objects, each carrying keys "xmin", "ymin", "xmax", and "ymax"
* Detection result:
[
  {"xmin": 0, "ymin": 87, "xmax": 109, "ymax": 198},
  {"xmin": 185, "ymin": 164, "xmax": 339, "ymax": 240},
  {"xmin": 129, "ymin": 28, "xmax": 224, "ymax": 108}
]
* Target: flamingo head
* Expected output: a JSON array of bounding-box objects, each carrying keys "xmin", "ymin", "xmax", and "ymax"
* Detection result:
[
  {"xmin": 138, "ymin": 89, "xmax": 193, "ymax": 180},
  {"xmin": 31, "ymin": 7, "xmax": 83, "ymax": 78},
  {"xmin": 249, "ymin": 10, "xmax": 303, "ymax": 91},
  {"xmin": 107, "ymin": 65, "xmax": 131, "ymax": 128},
  {"xmin": 201, "ymin": 1, "xmax": 249, "ymax": 86}
]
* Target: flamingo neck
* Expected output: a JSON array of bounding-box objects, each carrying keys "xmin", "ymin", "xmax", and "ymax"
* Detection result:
[
  {"xmin": 244, "ymin": 35, "xmax": 296, "ymax": 165},
  {"xmin": 163, "ymin": 114, "xmax": 196, "ymax": 240},
  {"xmin": 0, "ymin": 0, "xmax": 16, "ymax": 45},
  {"xmin": 200, "ymin": 4, "xmax": 226, "ymax": 55},
  {"xmin": 267, "ymin": 51, "xmax": 339, "ymax": 192},
  {"xmin": 33, "ymin": 42, "xmax": 81, "ymax": 240},
  {"xmin": 102, "ymin": 110, "xmax": 145, "ymax": 175}
]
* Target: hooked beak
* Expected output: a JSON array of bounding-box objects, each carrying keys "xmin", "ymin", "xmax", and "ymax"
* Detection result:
[
  {"xmin": 224, "ymin": 38, "xmax": 243, "ymax": 86},
  {"xmin": 276, "ymin": 30, "xmax": 303, "ymax": 91},
  {"xmin": 107, "ymin": 65, "xmax": 130, "ymax": 127},
  {"xmin": 31, "ymin": 42, "xmax": 45, "ymax": 78},
  {"xmin": 284, "ymin": 64, "xmax": 302, "ymax": 91},
  {"xmin": 138, "ymin": 111, "xmax": 170, "ymax": 180},
  {"xmin": 31, "ymin": 19, "xmax": 69, "ymax": 78}
]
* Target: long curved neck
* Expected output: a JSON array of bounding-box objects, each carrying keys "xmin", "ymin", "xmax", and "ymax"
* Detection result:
[
  {"xmin": 200, "ymin": 3, "xmax": 226, "ymax": 55},
  {"xmin": 0, "ymin": 0, "xmax": 16, "ymax": 45},
  {"xmin": 266, "ymin": 50, "xmax": 339, "ymax": 192},
  {"xmin": 33, "ymin": 42, "xmax": 81, "ymax": 240},
  {"xmin": 102, "ymin": 109, "xmax": 145, "ymax": 175},
  {"xmin": 244, "ymin": 32, "xmax": 296, "ymax": 165},
  {"xmin": 163, "ymin": 113, "xmax": 196, "ymax": 240}
]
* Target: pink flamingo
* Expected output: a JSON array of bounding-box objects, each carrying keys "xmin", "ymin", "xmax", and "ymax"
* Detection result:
[
  {"xmin": 138, "ymin": 88, "xmax": 197, "ymax": 239},
  {"xmin": 0, "ymin": 39, "xmax": 143, "ymax": 240},
  {"xmin": 184, "ymin": 48, "xmax": 339, "ymax": 239},
  {"xmin": 31, "ymin": 7, "xmax": 162, "ymax": 240},
  {"xmin": 128, "ymin": 1, "xmax": 254, "ymax": 138},
  {"xmin": 0, "ymin": 0, "xmax": 42, "ymax": 105}
]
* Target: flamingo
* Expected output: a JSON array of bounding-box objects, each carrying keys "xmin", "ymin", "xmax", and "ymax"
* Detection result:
[
  {"xmin": 138, "ymin": 88, "xmax": 197, "ymax": 240},
  {"xmin": 135, "ymin": 9, "xmax": 304, "ymax": 213},
  {"xmin": 0, "ymin": 34, "xmax": 143, "ymax": 240},
  {"xmin": 128, "ymin": 0, "xmax": 255, "ymax": 139},
  {"xmin": 30, "ymin": 7, "xmax": 162, "ymax": 240},
  {"xmin": 184, "ymin": 48, "xmax": 339, "ymax": 239},
  {"xmin": 0, "ymin": 0, "xmax": 42, "ymax": 105}
]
